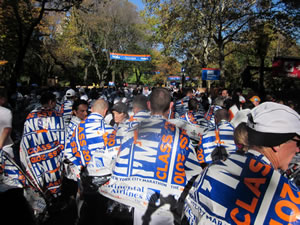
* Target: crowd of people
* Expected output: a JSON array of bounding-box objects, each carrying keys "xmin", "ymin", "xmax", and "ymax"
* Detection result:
[{"xmin": 0, "ymin": 84, "xmax": 299, "ymax": 225}]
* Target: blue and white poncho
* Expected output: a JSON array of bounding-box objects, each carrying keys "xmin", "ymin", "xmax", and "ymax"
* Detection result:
[
  {"xmin": 185, "ymin": 150, "xmax": 300, "ymax": 225},
  {"xmin": 66, "ymin": 113, "xmax": 119, "ymax": 177},
  {"xmin": 100, "ymin": 115, "xmax": 203, "ymax": 215},
  {"xmin": 197, "ymin": 120, "xmax": 236, "ymax": 164},
  {"xmin": 20, "ymin": 107, "xmax": 65, "ymax": 196}
]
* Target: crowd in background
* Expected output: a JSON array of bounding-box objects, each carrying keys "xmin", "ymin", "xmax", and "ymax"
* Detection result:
[{"xmin": 0, "ymin": 84, "xmax": 299, "ymax": 225}]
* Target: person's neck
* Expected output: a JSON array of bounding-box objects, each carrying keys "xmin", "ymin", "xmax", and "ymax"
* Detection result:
[
  {"xmin": 92, "ymin": 111, "xmax": 104, "ymax": 117},
  {"xmin": 151, "ymin": 112, "xmax": 167, "ymax": 119},
  {"xmin": 251, "ymin": 146, "xmax": 279, "ymax": 169},
  {"xmin": 42, "ymin": 105, "xmax": 52, "ymax": 110}
]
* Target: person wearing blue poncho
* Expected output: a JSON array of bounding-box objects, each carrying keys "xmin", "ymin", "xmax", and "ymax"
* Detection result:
[
  {"xmin": 66, "ymin": 99, "xmax": 89, "ymax": 143},
  {"xmin": 116, "ymin": 94, "xmax": 150, "ymax": 140},
  {"xmin": 185, "ymin": 102, "xmax": 300, "ymax": 225},
  {"xmin": 100, "ymin": 87, "xmax": 203, "ymax": 225},
  {"xmin": 61, "ymin": 88, "xmax": 77, "ymax": 126},
  {"xmin": 180, "ymin": 98, "xmax": 202, "ymax": 126},
  {"xmin": 175, "ymin": 87, "xmax": 194, "ymax": 118},
  {"xmin": 20, "ymin": 92, "xmax": 65, "ymax": 197},
  {"xmin": 197, "ymin": 109, "xmax": 236, "ymax": 165},
  {"xmin": 67, "ymin": 98, "xmax": 117, "ymax": 177},
  {"xmin": 67, "ymin": 98, "xmax": 119, "ymax": 225}
]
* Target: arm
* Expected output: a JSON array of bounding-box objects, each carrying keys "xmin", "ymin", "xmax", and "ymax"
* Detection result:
[
  {"xmin": 0, "ymin": 127, "xmax": 12, "ymax": 149},
  {"xmin": 0, "ymin": 108, "xmax": 13, "ymax": 149}
]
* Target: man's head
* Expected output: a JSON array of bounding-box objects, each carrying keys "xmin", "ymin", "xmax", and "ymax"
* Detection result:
[
  {"xmin": 111, "ymin": 102, "xmax": 129, "ymax": 124},
  {"xmin": 148, "ymin": 88, "xmax": 172, "ymax": 117},
  {"xmin": 188, "ymin": 98, "xmax": 199, "ymax": 111},
  {"xmin": 213, "ymin": 96, "xmax": 225, "ymax": 108},
  {"xmin": 91, "ymin": 99, "xmax": 109, "ymax": 117},
  {"xmin": 215, "ymin": 109, "xmax": 230, "ymax": 124},
  {"xmin": 40, "ymin": 92, "xmax": 56, "ymax": 110},
  {"xmin": 66, "ymin": 89, "xmax": 76, "ymax": 100},
  {"xmin": 221, "ymin": 88, "xmax": 229, "ymax": 98},
  {"xmin": 246, "ymin": 102, "xmax": 300, "ymax": 170},
  {"xmin": 132, "ymin": 95, "xmax": 148, "ymax": 115},
  {"xmin": 72, "ymin": 99, "xmax": 88, "ymax": 120},
  {"xmin": 184, "ymin": 87, "xmax": 194, "ymax": 98},
  {"xmin": 250, "ymin": 96, "xmax": 261, "ymax": 107}
]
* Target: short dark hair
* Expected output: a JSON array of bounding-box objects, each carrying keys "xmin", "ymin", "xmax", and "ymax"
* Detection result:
[
  {"xmin": 215, "ymin": 109, "xmax": 229, "ymax": 122},
  {"xmin": 183, "ymin": 87, "xmax": 193, "ymax": 96},
  {"xmin": 149, "ymin": 88, "xmax": 171, "ymax": 114},
  {"xmin": 72, "ymin": 99, "xmax": 88, "ymax": 111},
  {"xmin": 188, "ymin": 98, "xmax": 199, "ymax": 111},
  {"xmin": 133, "ymin": 95, "xmax": 148, "ymax": 111},
  {"xmin": 40, "ymin": 92, "xmax": 56, "ymax": 105}
]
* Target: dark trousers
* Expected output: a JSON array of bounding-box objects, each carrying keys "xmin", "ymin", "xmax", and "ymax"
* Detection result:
[
  {"xmin": 78, "ymin": 192, "xmax": 133, "ymax": 225},
  {"xmin": 0, "ymin": 188, "xmax": 36, "ymax": 225}
]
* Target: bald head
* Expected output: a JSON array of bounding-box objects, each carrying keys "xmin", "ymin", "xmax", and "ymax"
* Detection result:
[{"xmin": 91, "ymin": 99, "xmax": 109, "ymax": 116}]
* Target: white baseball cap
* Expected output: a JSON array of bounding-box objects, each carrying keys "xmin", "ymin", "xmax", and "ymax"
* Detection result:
[
  {"xmin": 239, "ymin": 96, "xmax": 246, "ymax": 103},
  {"xmin": 66, "ymin": 89, "xmax": 75, "ymax": 97},
  {"xmin": 247, "ymin": 102, "xmax": 300, "ymax": 147}
]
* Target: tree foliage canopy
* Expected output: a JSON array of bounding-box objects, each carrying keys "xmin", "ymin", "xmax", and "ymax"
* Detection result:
[{"xmin": 0, "ymin": 0, "xmax": 299, "ymax": 94}]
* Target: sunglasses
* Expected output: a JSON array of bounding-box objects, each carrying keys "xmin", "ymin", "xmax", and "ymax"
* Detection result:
[{"xmin": 292, "ymin": 139, "xmax": 300, "ymax": 148}]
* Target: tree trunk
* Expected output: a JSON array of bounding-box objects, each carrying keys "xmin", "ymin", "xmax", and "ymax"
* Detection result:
[
  {"xmin": 134, "ymin": 67, "xmax": 141, "ymax": 85},
  {"xmin": 10, "ymin": 0, "xmax": 46, "ymax": 96},
  {"xmin": 84, "ymin": 66, "xmax": 88, "ymax": 84},
  {"xmin": 218, "ymin": 42, "xmax": 225, "ymax": 87},
  {"xmin": 259, "ymin": 56, "xmax": 266, "ymax": 98}
]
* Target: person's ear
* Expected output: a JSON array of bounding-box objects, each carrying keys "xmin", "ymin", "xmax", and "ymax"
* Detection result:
[
  {"xmin": 272, "ymin": 145, "xmax": 280, "ymax": 153},
  {"xmin": 103, "ymin": 108, "xmax": 108, "ymax": 117}
]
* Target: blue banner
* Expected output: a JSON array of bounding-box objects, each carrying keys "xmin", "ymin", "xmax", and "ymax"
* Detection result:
[
  {"xmin": 110, "ymin": 53, "xmax": 151, "ymax": 61},
  {"xmin": 202, "ymin": 68, "xmax": 220, "ymax": 80},
  {"xmin": 168, "ymin": 76, "xmax": 192, "ymax": 81}
]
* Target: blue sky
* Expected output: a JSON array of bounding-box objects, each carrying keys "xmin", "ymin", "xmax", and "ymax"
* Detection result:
[{"xmin": 128, "ymin": 0, "xmax": 145, "ymax": 10}]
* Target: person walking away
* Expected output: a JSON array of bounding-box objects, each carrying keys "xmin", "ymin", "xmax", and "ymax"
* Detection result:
[
  {"xmin": 174, "ymin": 87, "xmax": 194, "ymax": 117},
  {"xmin": 66, "ymin": 99, "xmax": 119, "ymax": 225},
  {"xmin": 185, "ymin": 102, "xmax": 300, "ymax": 225},
  {"xmin": 197, "ymin": 109, "xmax": 236, "ymax": 166},
  {"xmin": 19, "ymin": 91, "xmax": 66, "ymax": 216},
  {"xmin": 61, "ymin": 89, "xmax": 77, "ymax": 126},
  {"xmin": 100, "ymin": 87, "xmax": 203, "ymax": 225},
  {"xmin": 124, "ymin": 94, "xmax": 150, "ymax": 130}
]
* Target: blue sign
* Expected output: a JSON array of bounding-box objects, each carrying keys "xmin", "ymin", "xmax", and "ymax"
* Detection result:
[
  {"xmin": 168, "ymin": 76, "xmax": 181, "ymax": 81},
  {"xmin": 202, "ymin": 68, "xmax": 220, "ymax": 80},
  {"xmin": 110, "ymin": 53, "xmax": 151, "ymax": 61},
  {"xmin": 168, "ymin": 76, "xmax": 191, "ymax": 81}
]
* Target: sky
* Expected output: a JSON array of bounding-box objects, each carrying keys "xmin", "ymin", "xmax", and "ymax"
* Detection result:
[{"xmin": 128, "ymin": 0, "xmax": 145, "ymax": 11}]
